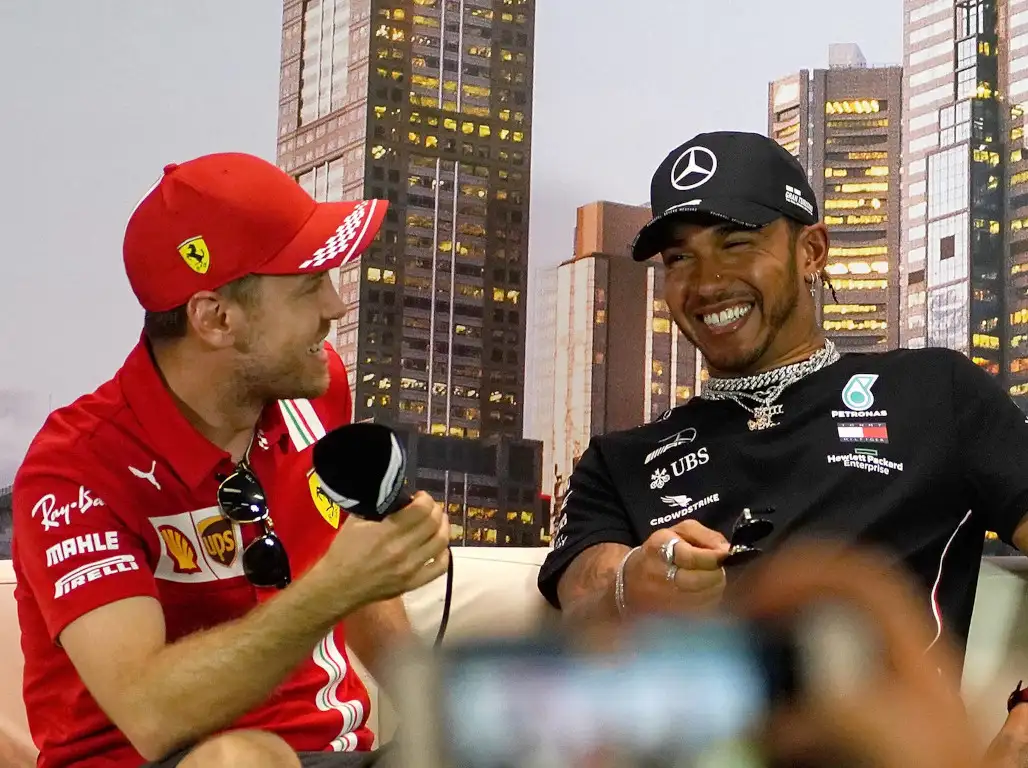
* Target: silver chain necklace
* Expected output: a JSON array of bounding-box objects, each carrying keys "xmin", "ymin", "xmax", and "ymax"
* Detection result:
[{"xmin": 701, "ymin": 339, "xmax": 840, "ymax": 431}]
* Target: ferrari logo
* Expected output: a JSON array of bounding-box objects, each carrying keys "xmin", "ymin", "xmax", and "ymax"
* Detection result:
[
  {"xmin": 177, "ymin": 236, "xmax": 211, "ymax": 274},
  {"xmin": 308, "ymin": 470, "xmax": 341, "ymax": 529}
]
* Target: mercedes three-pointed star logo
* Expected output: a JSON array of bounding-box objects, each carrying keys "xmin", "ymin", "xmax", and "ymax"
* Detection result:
[{"xmin": 669, "ymin": 146, "xmax": 718, "ymax": 191}]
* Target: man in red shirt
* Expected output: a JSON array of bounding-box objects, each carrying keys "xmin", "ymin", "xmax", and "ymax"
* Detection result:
[{"xmin": 12, "ymin": 153, "xmax": 450, "ymax": 768}]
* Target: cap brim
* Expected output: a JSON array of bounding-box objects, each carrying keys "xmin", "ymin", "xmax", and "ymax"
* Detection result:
[
  {"xmin": 630, "ymin": 199, "xmax": 783, "ymax": 261},
  {"xmin": 258, "ymin": 198, "xmax": 389, "ymax": 274}
]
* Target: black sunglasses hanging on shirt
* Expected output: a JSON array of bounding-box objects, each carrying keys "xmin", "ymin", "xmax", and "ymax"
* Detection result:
[{"xmin": 217, "ymin": 464, "xmax": 292, "ymax": 590}]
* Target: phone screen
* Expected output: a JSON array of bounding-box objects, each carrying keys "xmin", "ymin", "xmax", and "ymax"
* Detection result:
[{"xmin": 436, "ymin": 619, "xmax": 795, "ymax": 767}]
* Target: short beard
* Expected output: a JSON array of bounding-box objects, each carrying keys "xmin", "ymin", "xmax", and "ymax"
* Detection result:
[{"xmin": 687, "ymin": 237, "xmax": 801, "ymax": 376}]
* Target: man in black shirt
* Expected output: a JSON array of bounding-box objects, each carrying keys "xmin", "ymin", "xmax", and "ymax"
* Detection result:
[{"xmin": 538, "ymin": 131, "xmax": 1028, "ymax": 656}]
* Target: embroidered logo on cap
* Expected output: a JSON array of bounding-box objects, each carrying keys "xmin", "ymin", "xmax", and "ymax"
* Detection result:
[{"xmin": 178, "ymin": 236, "xmax": 211, "ymax": 275}]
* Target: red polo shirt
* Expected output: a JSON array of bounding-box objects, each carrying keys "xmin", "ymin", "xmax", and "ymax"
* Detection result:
[{"xmin": 12, "ymin": 339, "xmax": 374, "ymax": 768}]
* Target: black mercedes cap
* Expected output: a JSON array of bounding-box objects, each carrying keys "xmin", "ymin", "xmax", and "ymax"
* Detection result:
[{"xmin": 631, "ymin": 131, "xmax": 820, "ymax": 261}]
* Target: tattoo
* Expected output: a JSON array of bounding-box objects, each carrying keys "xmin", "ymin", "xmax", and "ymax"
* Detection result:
[{"xmin": 556, "ymin": 543, "xmax": 629, "ymax": 612}]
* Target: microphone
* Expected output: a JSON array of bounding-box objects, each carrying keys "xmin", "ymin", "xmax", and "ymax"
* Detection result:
[
  {"xmin": 311, "ymin": 422, "xmax": 453, "ymax": 646},
  {"xmin": 311, "ymin": 422, "xmax": 412, "ymax": 521}
]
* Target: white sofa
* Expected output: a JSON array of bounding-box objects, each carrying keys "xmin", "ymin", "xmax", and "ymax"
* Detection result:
[
  {"xmin": 2, "ymin": 552, "xmax": 1028, "ymax": 760},
  {"xmin": 0, "ymin": 548, "xmax": 556, "ymax": 761}
]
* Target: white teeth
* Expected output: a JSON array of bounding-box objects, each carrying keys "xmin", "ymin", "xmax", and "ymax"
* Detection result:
[{"xmin": 702, "ymin": 304, "xmax": 752, "ymax": 327}]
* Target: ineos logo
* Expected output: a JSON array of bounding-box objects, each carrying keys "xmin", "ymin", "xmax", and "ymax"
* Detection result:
[{"xmin": 670, "ymin": 146, "xmax": 718, "ymax": 191}]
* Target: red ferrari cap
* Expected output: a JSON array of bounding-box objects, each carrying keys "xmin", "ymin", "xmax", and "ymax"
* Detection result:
[{"xmin": 123, "ymin": 152, "xmax": 388, "ymax": 312}]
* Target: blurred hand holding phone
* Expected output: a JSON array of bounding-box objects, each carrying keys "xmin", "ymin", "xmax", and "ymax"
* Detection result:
[{"xmin": 386, "ymin": 545, "xmax": 978, "ymax": 768}]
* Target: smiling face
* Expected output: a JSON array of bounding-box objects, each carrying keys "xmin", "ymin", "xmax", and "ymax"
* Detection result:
[
  {"xmin": 230, "ymin": 271, "xmax": 345, "ymax": 401},
  {"xmin": 660, "ymin": 216, "xmax": 827, "ymax": 376}
]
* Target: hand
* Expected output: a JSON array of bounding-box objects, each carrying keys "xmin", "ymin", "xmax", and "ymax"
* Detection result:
[
  {"xmin": 735, "ymin": 544, "xmax": 979, "ymax": 768},
  {"xmin": 312, "ymin": 491, "xmax": 450, "ymax": 612},
  {"xmin": 984, "ymin": 700, "xmax": 1028, "ymax": 767},
  {"xmin": 623, "ymin": 520, "xmax": 729, "ymax": 615}
]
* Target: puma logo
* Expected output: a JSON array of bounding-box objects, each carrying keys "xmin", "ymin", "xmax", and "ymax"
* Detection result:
[{"xmin": 129, "ymin": 460, "xmax": 162, "ymax": 491}]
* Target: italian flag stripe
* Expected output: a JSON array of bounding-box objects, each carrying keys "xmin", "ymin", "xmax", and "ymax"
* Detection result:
[{"xmin": 279, "ymin": 399, "xmax": 326, "ymax": 450}]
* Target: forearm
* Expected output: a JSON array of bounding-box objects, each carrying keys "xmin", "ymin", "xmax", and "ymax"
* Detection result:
[
  {"xmin": 125, "ymin": 567, "xmax": 359, "ymax": 759},
  {"xmin": 345, "ymin": 597, "xmax": 413, "ymax": 690},
  {"xmin": 557, "ymin": 543, "xmax": 630, "ymax": 630}
]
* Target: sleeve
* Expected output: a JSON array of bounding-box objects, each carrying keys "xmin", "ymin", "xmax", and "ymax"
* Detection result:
[
  {"xmin": 13, "ymin": 461, "xmax": 159, "ymax": 643},
  {"xmin": 537, "ymin": 438, "xmax": 639, "ymax": 609},
  {"xmin": 950, "ymin": 351, "xmax": 1028, "ymax": 544}
]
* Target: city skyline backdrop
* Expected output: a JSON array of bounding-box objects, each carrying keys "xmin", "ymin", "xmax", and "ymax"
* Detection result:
[{"xmin": 0, "ymin": 0, "xmax": 902, "ymax": 485}]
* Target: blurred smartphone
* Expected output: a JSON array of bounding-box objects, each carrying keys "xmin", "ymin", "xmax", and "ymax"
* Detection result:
[{"xmin": 387, "ymin": 607, "xmax": 877, "ymax": 768}]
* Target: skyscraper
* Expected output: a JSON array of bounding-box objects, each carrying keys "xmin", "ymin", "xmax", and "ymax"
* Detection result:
[
  {"xmin": 769, "ymin": 45, "xmax": 904, "ymax": 353},
  {"xmin": 550, "ymin": 201, "xmax": 702, "ymax": 496},
  {"xmin": 276, "ymin": 0, "xmax": 535, "ymax": 437},
  {"xmin": 526, "ymin": 262, "xmax": 558, "ymax": 494},
  {"xmin": 901, "ymin": 0, "xmax": 1028, "ymax": 410}
]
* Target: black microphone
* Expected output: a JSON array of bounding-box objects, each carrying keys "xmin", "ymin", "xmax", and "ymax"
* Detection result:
[
  {"xmin": 311, "ymin": 422, "xmax": 453, "ymax": 646},
  {"xmin": 311, "ymin": 422, "xmax": 412, "ymax": 521}
]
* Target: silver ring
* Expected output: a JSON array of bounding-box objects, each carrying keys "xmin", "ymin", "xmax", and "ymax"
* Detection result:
[
  {"xmin": 660, "ymin": 537, "xmax": 680, "ymax": 566},
  {"xmin": 665, "ymin": 563, "xmax": 679, "ymax": 583}
]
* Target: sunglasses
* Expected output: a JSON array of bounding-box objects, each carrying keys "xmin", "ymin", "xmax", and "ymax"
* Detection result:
[
  {"xmin": 217, "ymin": 464, "xmax": 292, "ymax": 589},
  {"xmin": 722, "ymin": 506, "xmax": 776, "ymax": 567}
]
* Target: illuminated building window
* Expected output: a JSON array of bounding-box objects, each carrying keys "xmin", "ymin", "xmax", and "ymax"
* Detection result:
[
  {"xmin": 865, "ymin": 166, "xmax": 889, "ymax": 176},
  {"xmin": 652, "ymin": 318, "xmax": 672, "ymax": 333},
  {"xmin": 375, "ymin": 25, "xmax": 405, "ymax": 42},
  {"xmin": 973, "ymin": 149, "xmax": 1001, "ymax": 167},
  {"xmin": 828, "ymin": 246, "xmax": 887, "ymax": 257},
  {"xmin": 676, "ymin": 386, "xmax": 692, "ymax": 402},
  {"xmin": 824, "ymin": 261, "xmax": 889, "ymax": 276},
  {"xmin": 973, "ymin": 334, "xmax": 1000, "ymax": 350},
  {"xmin": 412, "ymin": 14, "xmax": 438, "ymax": 26},
  {"xmin": 823, "ymin": 198, "xmax": 883, "ymax": 210},
  {"xmin": 368, "ymin": 267, "xmax": 382, "ymax": 282},
  {"xmin": 823, "ymin": 304, "xmax": 879, "ymax": 315},
  {"xmin": 825, "ymin": 99, "xmax": 881, "ymax": 115},
  {"xmin": 1013, "ymin": 149, "xmax": 1023, "ymax": 163},
  {"xmin": 1011, "ymin": 170, "xmax": 1028, "ymax": 187},
  {"xmin": 824, "ymin": 214, "xmax": 887, "ymax": 226},
  {"xmin": 837, "ymin": 182, "xmax": 888, "ymax": 193},
  {"xmin": 823, "ymin": 319, "xmax": 887, "ymax": 331},
  {"xmin": 831, "ymin": 278, "xmax": 888, "ymax": 290}
]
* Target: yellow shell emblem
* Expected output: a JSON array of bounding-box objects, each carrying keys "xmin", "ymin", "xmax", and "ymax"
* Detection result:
[{"xmin": 308, "ymin": 470, "xmax": 342, "ymax": 529}]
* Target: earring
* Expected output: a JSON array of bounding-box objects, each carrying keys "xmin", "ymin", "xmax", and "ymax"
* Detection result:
[{"xmin": 807, "ymin": 273, "xmax": 820, "ymax": 298}]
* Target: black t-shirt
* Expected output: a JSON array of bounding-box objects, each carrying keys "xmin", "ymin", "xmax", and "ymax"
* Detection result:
[{"xmin": 538, "ymin": 347, "xmax": 1028, "ymax": 647}]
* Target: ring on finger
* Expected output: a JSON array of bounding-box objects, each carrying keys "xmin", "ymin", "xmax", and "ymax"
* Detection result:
[
  {"xmin": 660, "ymin": 537, "xmax": 680, "ymax": 566},
  {"xmin": 665, "ymin": 563, "xmax": 679, "ymax": 583}
]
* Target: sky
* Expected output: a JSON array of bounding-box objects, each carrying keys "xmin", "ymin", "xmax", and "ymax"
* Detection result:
[{"xmin": 0, "ymin": 0, "xmax": 903, "ymax": 485}]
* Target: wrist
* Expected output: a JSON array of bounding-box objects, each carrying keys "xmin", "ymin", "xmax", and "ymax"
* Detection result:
[
  {"xmin": 294, "ymin": 560, "xmax": 366, "ymax": 626},
  {"xmin": 614, "ymin": 547, "xmax": 642, "ymax": 618}
]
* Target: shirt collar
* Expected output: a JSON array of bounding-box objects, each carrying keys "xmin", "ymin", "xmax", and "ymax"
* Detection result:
[{"xmin": 119, "ymin": 336, "xmax": 289, "ymax": 490}]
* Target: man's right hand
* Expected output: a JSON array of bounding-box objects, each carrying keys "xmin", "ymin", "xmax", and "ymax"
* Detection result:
[
  {"xmin": 311, "ymin": 490, "xmax": 451, "ymax": 612},
  {"xmin": 622, "ymin": 520, "xmax": 730, "ymax": 614}
]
